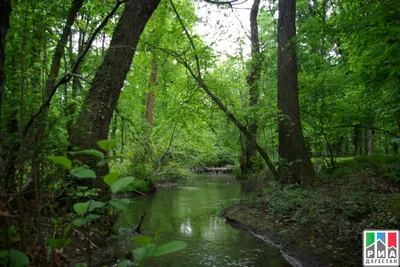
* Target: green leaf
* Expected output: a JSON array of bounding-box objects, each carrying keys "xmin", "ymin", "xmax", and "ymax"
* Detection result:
[
  {"xmin": 154, "ymin": 230, "xmax": 160, "ymax": 242},
  {"xmin": 63, "ymin": 223, "xmax": 72, "ymax": 237},
  {"xmin": 133, "ymin": 243, "xmax": 156, "ymax": 263},
  {"xmin": 96, "ymin": 160, "xmax": 107, "ymax": 167},
  {"xmin": 118, "ymin": 260, "xmax": 134, "ymax": 266},
  {"xmin": 45, "ymin": 238, "xmax": 62, "ymax": 248},
  {"xmin": 85, "ymin": 213, "xmax": 101, "ymax": 220},
  {"xmin": 9, "ymin": 250, "xmax": 29, "ymax": 267},
  {"xmin": 72, "ymin": 214, "xmax": 100, "ymax": 227},
  {"xmin": 47, "ymin": 156, "xmax": 72, "ymax": 170},
  {"xmin": 109, "ymin": 198, "xmax": 130, "ymax": 210},
  {"xmin": 74, "ymin": 263, "xmax": 88, "ymax": 267},
  {"xmin": 0, "ymin": 250, "xmax": 8, "ymax": 258},
  {"xmin": 111, "ymin": 177, "xmax": 135, "ymax": 194},
  {"xmin": 63, "ymin": 238, "xmax": 72, "ymax": 248},
  {"xmin": 0, "ymin": 250, "xmax": 9, "ymax": 265},
  {"xmin": 7, "ymin": 225, "xmax": 18, "ymax": 238},
  {"xmin": 154, "ymin": 241, "xmax": 187, "ymax": 257},
  {"xmin": 104, "ymin": 172, "xmax": 119, "ymax": 186},
  {"xmin": 97, "ymin": 139, "xmax": 118, "ymax": 152},
  {"xmin": 70, "ymin": 167, "xmax": 96, "ymax": 179},
  {"xmin": 73, "ymin": 200, "xmax": 105, "ymax": 215},
  {"xmin": 69, "ymin": 149, "xmax": 104, "ymax": 159},
  {"xmin": 131, "ymin": 235, "xmax": 153, "ymax": 246},
  {"xmin": 72, "ymin": 218, "xmax": 87, "ymax": 227},
  {"xmin": 108, "ymin": 155, "xmax": 125, "ymax": 161}
]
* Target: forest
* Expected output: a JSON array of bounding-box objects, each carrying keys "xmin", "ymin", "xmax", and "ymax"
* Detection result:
[{"xmin": 0, "ymin": 0, "xmax": 399, "ymax": 266}]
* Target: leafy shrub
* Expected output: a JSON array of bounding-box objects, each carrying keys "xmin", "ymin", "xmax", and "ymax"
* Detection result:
[
  {"xmin": 47, "ymin": 139, "xmax": 187, "ymax": 266},
  {"xmin": 154, "ymin": 164, "xmax": 193, "ymax": 182},
  {"xmin": 263, "ymin": 183, "xmax": 305, "ymax": 213}
]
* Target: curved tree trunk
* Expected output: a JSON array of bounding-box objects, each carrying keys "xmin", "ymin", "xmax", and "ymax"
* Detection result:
[
  {"xmin": 277, "ymin": 0, "xmax": 317, "ymax": 185},
  {"xmin": 69, "ymin": 0, "xmax": 160, "ymax": 192}
]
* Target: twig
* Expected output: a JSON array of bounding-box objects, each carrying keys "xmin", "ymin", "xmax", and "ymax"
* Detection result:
[
  {"xmin": 68, "ymin": 73, "xmax": 91, "ymax": 84},
  {"xmin": 132, "ymin": 189, "xmax": 146, "ymax": 196},
  {"xmin": 73, "ymin": 228, "xmax": 98, "ymax": 249},
  {"xmin": 134, "ymin": 213, "xmax": 146, "ymax": 234}
]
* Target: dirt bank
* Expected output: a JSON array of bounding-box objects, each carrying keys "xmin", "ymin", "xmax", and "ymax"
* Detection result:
[
  {"xmin": 222, "ymin": 157, "xmax": 400, "ymax": 267},
  {"xmin": 222, "ymin": 203, "xmax": 358, "ymax": 267}
]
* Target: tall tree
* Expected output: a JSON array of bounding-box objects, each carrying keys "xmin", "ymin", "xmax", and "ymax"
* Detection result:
[
  {"xmin": 242, "ymin": 0, "xmax": 261, "ymax": 174},
  {"xmin": 167, "ymin": 0, "xmax": 279, "ymax": 179},
  {"xmin": 277, "ymin": 0, "xmax": 317, "ymax": 184},
  {"xmin": 69, "ymin": 0, "xmax": 161, "ymax": 190},
  {"xmin": 0, "ymin": 0, "xmax": 11, "ymax": 188},
  {"xmin": 0, "ymin": 0, "xmax": 10, "ymax": 114}
]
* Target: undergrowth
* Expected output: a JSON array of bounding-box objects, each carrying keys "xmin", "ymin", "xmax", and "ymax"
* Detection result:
[{"xmin": 259, "ymin": 155, "xmax": 400, "ymax": 258}]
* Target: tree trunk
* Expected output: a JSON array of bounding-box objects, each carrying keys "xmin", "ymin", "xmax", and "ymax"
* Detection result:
[
  {"xmin": 277, "ymin": 0, "xmax": 317, "ymax": 185},
  {"xmin": 393, "ymin": 121, "xmax": 400, "ymax": 154},
  {"xmin": 146, "ymin": 56, "xmax": 157, "ymax": 129},
  {"xmin": 368, "ymin": 120, "xmax": 374, "ymax": 155},
  {"xmin": 69, "ymin": 0, "xmax": 160, "ymax": 191},
  {"xmin": 354, "ymin": 125, "xmax": 361, "ymax": 155},
  {"xmin": 168, "ymin": 0, "xmax": 278, "ymax": 179},
  {"xmin": 0, "ymin": 0, "xmax": 11, "ymax": 116},
  {"xmin": 30, "ymin": 0, "xmax": 83, "ymax": 206},
  {"xmin": 2, "ymin": 111, "xmax": 18, "ymax": 194},
  {"xmin": 242, "ymin": 0, "xmax": 261, "ymax": 174},
  {"xmin": 0, "ymin": 0, "xmax": 11, "ymax": 191},
  {"xmin": 144, "ymin": 55, "xmax": 157, "ymax": 162},
  {"xmin": 364, "ymin": 127, "xmax": 368, "ymax": 155}
]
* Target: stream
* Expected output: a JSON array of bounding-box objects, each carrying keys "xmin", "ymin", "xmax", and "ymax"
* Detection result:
[{"xmin": 118, "ymin": 174, "xmax": 292, "ymax": 267}]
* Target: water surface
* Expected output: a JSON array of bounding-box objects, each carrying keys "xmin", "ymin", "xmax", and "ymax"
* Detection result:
[{"xmin": 120, "ymin": 174, "xmax": 291, "ymax": 267}]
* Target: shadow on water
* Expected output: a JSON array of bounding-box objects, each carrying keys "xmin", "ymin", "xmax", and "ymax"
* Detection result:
[{"xmin": 118, "ymin": 174, "xmax": 292, "ymax": 267}]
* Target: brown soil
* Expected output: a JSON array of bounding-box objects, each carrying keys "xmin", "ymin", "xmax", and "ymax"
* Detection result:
[{"xmin": 222, "ymin": 203, "xmax": 360, "ymax": 267}]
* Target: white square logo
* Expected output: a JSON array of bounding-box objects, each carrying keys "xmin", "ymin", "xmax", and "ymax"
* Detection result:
[{"xmin": 363, "ymin": 230, "xmax": 400, "ymax": 266}]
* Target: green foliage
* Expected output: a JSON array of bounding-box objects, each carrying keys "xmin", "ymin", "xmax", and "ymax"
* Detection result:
[
  {"xmin": 0, "ymin": 250, "xmax": 29, "ymax": 267},
  {"xmin": 70, "ymin": 167, "xmax": 97, "ymax": 179},
  {"xmin": 127, "ymin": 165, "xmax": 152, "ymax": 181},
  {"xmin": 47, "ymin": 140, "xmax": 137, "ymax": 246},
  {"xmin": 72, "ymin": 214, "xmax": 101, "ymax": 227},
  {"xmin": 109, "ymin": 198, "xmax": 130, "ymax": 211},
  {"xmin": 122, "ymin": 180, "xmax": 153, "ymax": 194},
  {"xmin": 111, "ymin": 176, "xmax": 136, "ymax": 194},
  {"xmin": 45, "ymin": 238, "xmax": 72, "ymax": 249},
  {"xmin": 129, "ymin": 235, "xmax": 187, "ymax": 266},
  {"xmin": 154, "ymin": 241, "xmax": 187, "ymax": 256},
  {"xmin": 104, "ymin": 172, "xmax": 119, "ymax": 186},
  {"xmin": 387, "ymin": 194, "xmax": 400, "ymax": 219},
  {"xmin": 3, "ymin": 0, "xmax": 400, "ymax": 264},
  {"xmin": 69, "ymin": 149, "xmax": 105, "ymax": 159},
  {"xmin": 131, "ymin": 235, "xmax": 153, "ymax": 246},
  {"xmin": 47, "ymin": 156, "xmax": 72, "ymax": 170},
  {"xmin": 97, "ymin": 139, "xmax": 119, "ymax": 152},
  {"xmin": 264, "ymin": 183, "xmax": 305, "ymax": 213},
  {"xmin": 154, "ymin": 165, "xmax": 193, "ymax": 182},
  {"xmin": 73, "ymin": 200, "xmax": 105, "ymax": 215}
]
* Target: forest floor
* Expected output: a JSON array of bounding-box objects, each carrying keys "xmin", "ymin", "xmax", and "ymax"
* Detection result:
[{"xmin": 222, "ymin": 155, "xmax": 400, "ymax": 267}]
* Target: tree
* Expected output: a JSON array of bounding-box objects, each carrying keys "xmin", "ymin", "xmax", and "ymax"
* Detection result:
[
  {"xmin": 241, "ymin": 0, "xmax": 261, "ymax": 174},
  {"xmin": 277, "ymin": 0, "xmax": 317, "ymax": 184},
  {"xmin": 0, "ymin": 0, "xmax": 11, "ymax": 188},
  {"xmin": 69, "ymin": 0, "xmax": 161, "ymax": 191}
]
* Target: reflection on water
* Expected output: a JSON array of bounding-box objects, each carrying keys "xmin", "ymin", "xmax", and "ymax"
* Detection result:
[{"xmin": 119, "ymin": 174, "xmax": 291, "ymax": 267}]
